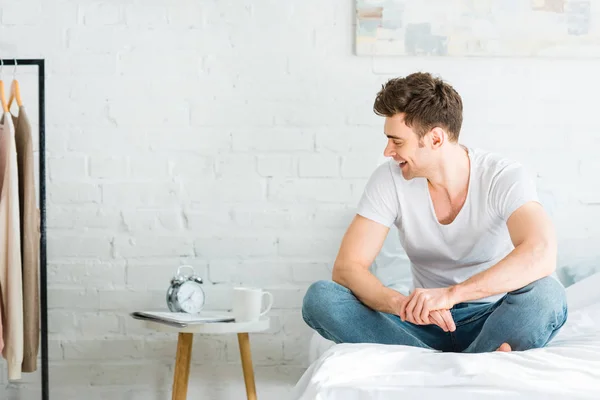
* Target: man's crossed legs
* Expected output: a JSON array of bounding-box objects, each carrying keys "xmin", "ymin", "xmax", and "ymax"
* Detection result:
[{"xmin": 302, "ymin": 277, "xmax": 568, "ymax": 353}]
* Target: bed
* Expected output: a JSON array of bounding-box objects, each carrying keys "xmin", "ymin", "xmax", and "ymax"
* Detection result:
[{"xmin": 291, "ymin": 272, "xmax": 600, "ymax": 400}]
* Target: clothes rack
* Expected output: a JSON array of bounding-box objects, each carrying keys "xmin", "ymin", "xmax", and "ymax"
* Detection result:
[{"xmin": 0, "ymin": 58, "xmax": 47, "ymax": 400}]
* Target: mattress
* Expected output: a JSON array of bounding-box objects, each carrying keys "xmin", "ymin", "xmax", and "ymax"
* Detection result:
[{"xmin": 293, "ymin": 273, "xmax": 600, "ymax": 399}]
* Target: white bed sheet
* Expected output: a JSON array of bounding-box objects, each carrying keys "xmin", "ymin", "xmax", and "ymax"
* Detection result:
[{"xmin": 292, "ymin": 273, "xmax": 600, "ymax": 400}]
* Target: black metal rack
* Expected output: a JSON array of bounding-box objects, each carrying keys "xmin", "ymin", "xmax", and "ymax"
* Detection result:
[{"xmin": 0, "ymin": 58, "xmax": 48, "ymax": 400}]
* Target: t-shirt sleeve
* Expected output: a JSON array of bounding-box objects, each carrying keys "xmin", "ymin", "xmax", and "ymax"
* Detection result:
[
  {"xmin": 356, "ymin": 162, "xmax": 399, "ymax": 227},
  {"xmin": 490, "ymin": 163, "xmax": 539, "ymax": 221}
]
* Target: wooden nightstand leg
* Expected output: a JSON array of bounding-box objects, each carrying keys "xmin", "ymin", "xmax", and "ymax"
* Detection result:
[
  {"xmin": 172, "ymin": 332, "xmax": 194, "ymax": 400},
  {"xmin": 237, "ymin": 332, "xmax": 257, "ymax": 400}
]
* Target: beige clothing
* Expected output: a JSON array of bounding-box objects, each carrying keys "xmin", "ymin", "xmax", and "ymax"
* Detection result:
[
  {"xmin": 12, "ymin": 106, "xmax": 40, "ymax": 373},
  {"xmin": 0, "ymin": 286, "xmax": 2, "ymax": 354},
  {"xmin": 0, "ymin": 112, "xmax": 24, "ymax": 380}
]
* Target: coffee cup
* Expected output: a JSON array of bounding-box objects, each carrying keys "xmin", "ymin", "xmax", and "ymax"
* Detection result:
[{"xmin": 232, "ymin": 287, "xmax": 273, "ymax": 322}]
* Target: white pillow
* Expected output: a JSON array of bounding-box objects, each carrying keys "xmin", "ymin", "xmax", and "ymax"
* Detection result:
[{"xmin": 565, "ymin": 271, "xmax": 600, "ymax": 310}]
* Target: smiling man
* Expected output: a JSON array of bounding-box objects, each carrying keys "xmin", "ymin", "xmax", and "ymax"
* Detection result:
[{"xmin": 301, "ymin": 72, "xmax": 568, "ymax": 353}]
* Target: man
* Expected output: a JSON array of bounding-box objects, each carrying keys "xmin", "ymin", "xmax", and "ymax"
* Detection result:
[{"xmin": 302, "ymin": 72, "xmax": 567, "ymax": 353}]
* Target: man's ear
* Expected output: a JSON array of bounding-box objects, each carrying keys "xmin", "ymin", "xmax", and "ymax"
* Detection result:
[{"xmin": 429, "ymin": 127, "xmax": 446, "ymax": 149}]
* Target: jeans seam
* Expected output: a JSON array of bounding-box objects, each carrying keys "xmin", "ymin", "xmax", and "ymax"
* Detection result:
[
  {"xmin": 302, "ymin": 308, "xmax": 315, "ymax": 329},
  {"xmin": 532, "ymin": 305, "xmax": 568, "ymax": 347},
  {"xmin": 303, "ymin": 302, "xmax": 341, "ymax": 344},
  {"xmin": 450, "ymin": 332, "xmax": 458, "ymax": 352},
  {"xmin": 455, "ymin": 307, "xmax": 496, "ymax": 327},
  {"xmin": 327, "ymin": 281, "xmax": 352, "ymax": 294}
]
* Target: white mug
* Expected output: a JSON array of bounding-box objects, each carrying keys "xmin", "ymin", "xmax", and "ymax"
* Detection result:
[{"xmin": 232, "ymin": 287, "xmax": 273, "ymax": 322}]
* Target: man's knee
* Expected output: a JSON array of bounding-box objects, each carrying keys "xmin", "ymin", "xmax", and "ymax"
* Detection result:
[
  {"xmin": 510, "ymin": 276, "xmax": 565, "ymax": 302},
  {"xmin": 509, "ymin": 276, "xmax": 568, "ymax": 326},
  {"xmin": 302, "ymin": 280, "xmax": 351, "ymax": 327}
]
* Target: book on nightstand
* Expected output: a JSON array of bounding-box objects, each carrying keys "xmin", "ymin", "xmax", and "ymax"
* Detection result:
[{"xmin": 130, "ymin": 310, "xmax": 235, "ymax": 327}]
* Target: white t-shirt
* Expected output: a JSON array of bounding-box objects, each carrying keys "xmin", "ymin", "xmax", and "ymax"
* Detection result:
[{"xmin": 357, "ymin": 146, "xmax": 539, "ymax": 303}]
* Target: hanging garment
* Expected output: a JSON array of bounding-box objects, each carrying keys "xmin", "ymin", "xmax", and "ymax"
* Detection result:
[
  {"xmin": 12, "ymin": 106, "xmax": 40, "ymax": 373},
  {"xmin": 0, "ymin": 284, "xmax": 2, "ymax": 355},
  {"xmin": 0, "ymin": 112, "xmax": 24, "ymax": 380}
]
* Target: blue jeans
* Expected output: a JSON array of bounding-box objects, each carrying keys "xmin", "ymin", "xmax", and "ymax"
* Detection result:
[{"xmin": 302, "ymin": 277, "xmax": 568, "ymax": 353}]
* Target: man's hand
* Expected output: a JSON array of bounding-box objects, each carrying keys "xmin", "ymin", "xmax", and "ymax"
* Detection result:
[
  {"xmin": 428, "ymin": 309, "xmax": 456, "ymax": 332},
  {"xmin": 399, "ymin": 307, "xmax": 456, "ymax": 332},
  {"xmin": 400, "ymin": 287, "xmax": 458, "ymax": 327},
  {"xmin": 395, "ymin": 293, "xmax": 456, "ymax": 332}
]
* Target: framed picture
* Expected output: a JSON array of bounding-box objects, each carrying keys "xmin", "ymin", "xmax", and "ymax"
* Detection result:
[{"xmin": 355, "ymin": 0, "xmax": 600, "ymax": 57}]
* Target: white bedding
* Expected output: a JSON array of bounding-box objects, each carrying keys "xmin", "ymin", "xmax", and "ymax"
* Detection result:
[{"xmin": 292, "ymin": 274, "xmax": 600, "ymax": 400}]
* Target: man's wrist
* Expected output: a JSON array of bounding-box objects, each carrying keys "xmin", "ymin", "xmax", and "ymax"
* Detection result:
[
  {"xmin": 386, "ymin": 291, "xmax": 406, "ymax": 315},
  {"xmin": 448, "ymin": 284, "xmax": 465, "ymax": 305}
]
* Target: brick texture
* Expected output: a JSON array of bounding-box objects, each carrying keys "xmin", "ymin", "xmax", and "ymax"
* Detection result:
[{"xmin": 1, "ymin": 0, "xmax": 598, "ymax": 398}]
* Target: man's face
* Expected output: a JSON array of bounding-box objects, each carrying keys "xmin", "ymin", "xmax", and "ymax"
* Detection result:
[{"xmin": 383, "ymin": 113, "xmax": 431, "ymax": 180}]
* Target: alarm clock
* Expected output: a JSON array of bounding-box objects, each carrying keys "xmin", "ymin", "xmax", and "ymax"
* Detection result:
[{"xmin": 166, "ymin": 265, "xmax": 206, "ymax": 314}]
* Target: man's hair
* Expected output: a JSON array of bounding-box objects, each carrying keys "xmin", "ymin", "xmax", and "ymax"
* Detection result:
[{"xmin": 373, "ymin": 72, "xmax": 463, "ymax": 142}]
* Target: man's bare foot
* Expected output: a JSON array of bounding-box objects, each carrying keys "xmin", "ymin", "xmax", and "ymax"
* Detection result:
[{"xmin": 496, "ymin": 343, "xmax": 512, "ymax": 352}]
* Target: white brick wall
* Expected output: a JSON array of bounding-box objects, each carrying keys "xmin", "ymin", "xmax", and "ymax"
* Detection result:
[{"xmin": 2, "ymin": 0, "xmax": 600, "ymax": 398}]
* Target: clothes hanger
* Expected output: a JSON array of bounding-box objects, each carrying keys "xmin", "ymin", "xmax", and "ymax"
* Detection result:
[
  {"xmin": 0, "ymin": 59, "xmax": 8, "ymax": 113},
  {"xmin": 7, "ymin": 59, "xmax": 22, "ymax": 109}
]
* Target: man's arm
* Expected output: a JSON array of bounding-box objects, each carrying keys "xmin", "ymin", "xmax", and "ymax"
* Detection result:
[
  {"xmin": 400, "ymin": 201, "xmax": 557, "ymax": 322},
  {"xmin": 450, "ymin": 201, "xmax": 557, "ymax": 303},
  {"xmin": 332, "ymin": 214, "xmax": 405, "ymax": 314}
]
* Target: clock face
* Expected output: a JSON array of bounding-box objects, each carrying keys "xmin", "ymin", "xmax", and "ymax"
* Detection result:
[{"xmin": 176, "ymin": 281, "xmax": 205, "ymax": 314}]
